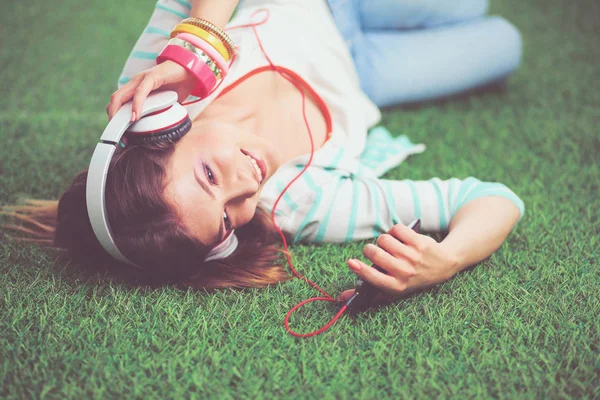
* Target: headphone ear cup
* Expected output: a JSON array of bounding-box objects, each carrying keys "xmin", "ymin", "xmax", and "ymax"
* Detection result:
[{"xmin": 127, "ymin": 116, "xmax": 192, "ymax": 145}]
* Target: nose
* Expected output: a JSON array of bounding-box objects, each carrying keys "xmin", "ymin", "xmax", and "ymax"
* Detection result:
[
  {"xmin": 224, "ymin": 179, "xmax": 258, "ymax": 228},
  {"xmin": 214, "ymin": 148, "xmax": 258, "ymax": 194},
  {"xmin": 227, "ymin": 175, "xmax": 257, "ymax": 202},
  {"xmin": 217, "ymin": 149, "xmax": 259, "ymax": 227}
]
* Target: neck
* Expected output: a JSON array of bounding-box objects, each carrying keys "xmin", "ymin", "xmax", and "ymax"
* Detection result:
[
  {"xmin": 192, "ymin": 82, "xmax": 281, "ymax": 146},
  {"xmin": 194, "ymin": 94, "xmax": 260, "ymax": 128},
  {"xmin": 192, "ymin": 69, "xmax": 328, "ymax": 162}
]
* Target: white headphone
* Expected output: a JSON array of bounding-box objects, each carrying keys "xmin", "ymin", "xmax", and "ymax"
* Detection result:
[{"xmin": 86, "ymin": 91, "xmax": 238, "ymax": 267}]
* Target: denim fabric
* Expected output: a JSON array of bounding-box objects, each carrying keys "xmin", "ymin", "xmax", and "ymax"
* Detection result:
[{"xmin": 326, "ymin": 0, "xmax": 522, "ymax": 107}]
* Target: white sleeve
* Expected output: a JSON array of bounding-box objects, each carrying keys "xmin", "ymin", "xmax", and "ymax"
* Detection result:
[{"xmin": 273, "ymin": 167, "xmax": 525, "ymax": 243}]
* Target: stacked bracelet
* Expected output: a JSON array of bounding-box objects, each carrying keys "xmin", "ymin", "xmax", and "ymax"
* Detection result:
[
  {"xmin": 176, "ymin": 32, "xmax": 229, "ymax": 76},
  {"xmin": 156, "ymin": 44, "xmax": 217, "ymax": 98},
  {"xmin": 168, "ymin": 37, "xmax": 221, "ymax": 79},
  {"xmin": 181, "ymin": 17, "xmax": 236, "ymax": 59},
  {"xmin": 156, "ymin": 18, "xmax": 235, "ymax": 100},
  {"xmin": 171, "ymin": 23, "xmax": 231, "ymax": 62}
]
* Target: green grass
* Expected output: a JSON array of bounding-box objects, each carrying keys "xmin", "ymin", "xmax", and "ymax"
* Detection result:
[{"xmin": 1, "ymin": 0, "xmax": 599, "ymax": 398}]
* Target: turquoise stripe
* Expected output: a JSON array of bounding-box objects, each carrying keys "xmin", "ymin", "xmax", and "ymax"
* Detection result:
[
  {"xmin": 481, "ymin": 189, "xmax": 525, "ymax": 218},
  {"xmin": 361, "ymin": 149, "xmax": 386, "ymax": 163},
  {"xmin": 145, "ymin": 26, "xmax": 170, "ymax": 37},
  {"xmin": 395, "ymin": 135, "xmax": 413, "ymax": 147},
  {"xmin": 429, "ymin": 179, "xmax": 448, "ymax": 231},
  {"xmin": 174, "ymin": 0, "xmax": 192, "ymax": 10},
  {"xmin": 314, "ymin": 148, "xmax": 346, "ymax": 241},
  {"xmin": 382, "ymin": 181, "xmax": 400, "ymax": 225},
  {"xmin": 448, "ymin": 179, "xmax": 458, "ymax": 216},
  {"xmin": 462, "ymin": 183, "xmax": 503, "ymax": 204},
  {"xmin": 454, "ymin": 178, "xmax": 479, "ymax": 210},
  {"xmin": 363, "ymin": 143, "xmax": 399, "ymax": 153},
  {"xmin": 118, "ymin": 77, "xmax": 131, "ymax": 85},
  {"xmin": 455, "ymin": 183, "xmax": 525, "ymax": 220},
  {"xmin": 405, "ymin": 180, "xmax": 421, "ymax": 219},
  {"xmin": 293, "ymin": 172, "xmax": 323, "ymax": 243},
  {"xmin": 462, "ymin": 184, "xmax": 518, "ymax": 208},
  {"xmin": 365, "ymin": 180, "xmax": 383, "ymax": 237},
  {"xmin": 315, "ymin": 178, "xmax": 346, "ymax": 242},
  {"xmin": 344, "ymin": 177, "xmax": 360, "ymax": 242},
  {"xmin": 275, "ymin": 181, "xmax": 299, "ymax": 213},
  {"xmin": 362, "ymin": 159, "xmax": 379, "ymax": 169},
  {"xmin": 326, "ymin": 148, "xmax": 345, "ymax": 169},
  {"xmin": 300, "ymin": 148, "xmax": 345, "ymax": 171},
  {"xmin": 131, "ymin": 51, "xmax": 158, "ymax": 60},
  {"xmin": 156, "ymin": 3, "xmax": 188, "ymax": 18}
]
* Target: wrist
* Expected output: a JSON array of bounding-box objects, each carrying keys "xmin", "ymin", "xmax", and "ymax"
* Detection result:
[
  {"xmin": 188, "ymin": 14, "xmax": 226, "ymax": 30},
  {"xmin": 438, "ymin": 240, "xmax": 463, "ymax": 276},
  {"xmin": 189, "ymin": 0, "xmax": 239, "ymax": 29}
]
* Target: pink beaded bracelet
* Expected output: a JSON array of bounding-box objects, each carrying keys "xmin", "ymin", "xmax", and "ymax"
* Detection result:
[{"xmin": 156, "ymin": 44, "xmax": 217, "ymax": 98}]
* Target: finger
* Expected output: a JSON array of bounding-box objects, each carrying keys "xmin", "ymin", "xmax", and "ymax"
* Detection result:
[
  {"xmin": 337, "ymin": 289, "xmax": 355, "ymax": 302},
  {"xmin": 107, "ymin": 75, "xmax": 143, "ymax": 119},
  {"xmin": 388, "ymin": 223, "xmax": 425, "ymax": 248},
  {"xmin": 348, "ymin": 258, "xmax": 404, "ymax": 294},
  {"xmin": 363, "ymin": 244, "xmax": 416, "ymax": 277},
  {"xmin": 376, "ymin": 233, "xmax": 420, "ymax": 264},
  {"xmin": 131, "ymin": 75, "xmax": 157, "ymax": 122}
]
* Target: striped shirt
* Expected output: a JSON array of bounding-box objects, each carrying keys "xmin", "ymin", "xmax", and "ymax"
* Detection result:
[{"xmin": 118, "ymin": 0, "xmax": 524, "ymax": 243}]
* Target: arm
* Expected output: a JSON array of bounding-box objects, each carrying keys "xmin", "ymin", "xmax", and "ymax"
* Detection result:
[
  {"xmin": 276, "ymin": 169, "xmax": 523, "ymax": 245},
  {"xmin": 189, "ymin": 0, "xmax": 239, "ymax": 29},
  {"xmin": 440, "ymin": 196, "xmax": 521, "ymax": 273},
  {"xmin": 108, "ymin": 0, "xmax": 238, "ymax": 119},
  {"xmin": 273, "ymin": 166, "xmax": 524, "ymax": 298},
  {"xmin": 338, "ymin": 178, "xmax": 524, "ymax": 300}
]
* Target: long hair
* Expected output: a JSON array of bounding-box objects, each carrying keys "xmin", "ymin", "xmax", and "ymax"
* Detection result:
[{"xmin": 1, "ymin": 141, "xmax": 291, "ymax": 289}]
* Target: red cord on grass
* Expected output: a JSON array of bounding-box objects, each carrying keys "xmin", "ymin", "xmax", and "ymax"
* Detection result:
[{"xmin": 219, "ymin": 9, "xmax": 347, "ymax": 337}]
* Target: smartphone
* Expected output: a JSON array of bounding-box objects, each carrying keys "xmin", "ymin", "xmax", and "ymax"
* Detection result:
[{"xmin": 344, "ymin": 218, "xmax": 421, "ymax": 315}]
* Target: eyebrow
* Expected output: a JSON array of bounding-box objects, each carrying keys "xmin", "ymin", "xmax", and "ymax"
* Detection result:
[{"xmin": 193, "ymin": 165, "xmax": 224, "ymax": 243}]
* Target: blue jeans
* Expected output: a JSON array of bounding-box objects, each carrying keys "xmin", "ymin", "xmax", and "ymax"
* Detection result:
[{"xmin": 327, "ymin": 0, "xmax": 522, "ymax": 107}]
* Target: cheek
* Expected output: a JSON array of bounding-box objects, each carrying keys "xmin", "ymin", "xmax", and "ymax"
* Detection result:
[
  {"xmin": 211, "ymin": 145, "xmax": 241, "ymax": 169},
  {"xmin": 237, "ymin": 198, "xmax": 260, "ymax": 227},
  {"xmin": 202, "ymin": 133, "xmax": 240, "ymax": 156}
]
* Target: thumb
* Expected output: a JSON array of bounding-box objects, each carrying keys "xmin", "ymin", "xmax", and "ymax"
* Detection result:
[{"xmin": 337, "ymin": 289, "xmax": 355, "ymax": 303}]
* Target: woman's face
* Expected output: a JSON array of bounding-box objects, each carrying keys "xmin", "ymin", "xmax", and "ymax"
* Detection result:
[{"xmin": 165, "ymin": 121, "xmax": 281, "ymax": 247}]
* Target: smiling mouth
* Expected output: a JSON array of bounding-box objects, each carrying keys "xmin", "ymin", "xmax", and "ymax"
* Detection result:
[{"xmin": 241, "ymin": 149, "xmax": 267, "ymax": 184}]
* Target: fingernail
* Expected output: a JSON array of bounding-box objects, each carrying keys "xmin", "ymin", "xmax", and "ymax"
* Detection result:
[
  {"xmin": 130, "ymin": 111, "xmax": 136, "ymax": 122},
  {"xmin": 348, "ymin": 259, "xmax": 362, "ymax": 271}
]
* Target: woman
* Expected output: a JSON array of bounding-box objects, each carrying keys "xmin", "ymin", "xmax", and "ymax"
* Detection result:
[{"xmin": 5, "ymin": 0, "xmax": 523, "ymax": 300}]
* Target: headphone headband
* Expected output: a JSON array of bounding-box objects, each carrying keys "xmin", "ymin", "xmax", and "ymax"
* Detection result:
[
  {"xmin": 86, "ymin": 91, "xmax": 240, "ymax": 268},
  {"xmin": 86, "ymin": 91, "xmax": 179, "ymax": 267}
]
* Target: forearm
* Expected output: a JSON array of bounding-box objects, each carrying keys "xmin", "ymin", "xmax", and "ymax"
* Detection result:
[
  {"xmin": 439, "ymin": 196, "xmax": 521, "ymax": 274},
  {"xmin": 190, "ymin": 0, "xmax": 239, "ymax": 28}
]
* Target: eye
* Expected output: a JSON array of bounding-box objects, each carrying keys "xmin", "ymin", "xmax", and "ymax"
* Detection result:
[
  {"xmin": 223, "ymin": 210, "xmax": 232, "ymax": 231},
  {"xmin": 205, "ymin": 164, "xmax": 216, "ymax": 185}
]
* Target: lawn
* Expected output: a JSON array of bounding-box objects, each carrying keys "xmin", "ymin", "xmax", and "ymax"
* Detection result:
[{"xmin": 1, "ymin": 0, "xmax": 598, "ymax": 398}]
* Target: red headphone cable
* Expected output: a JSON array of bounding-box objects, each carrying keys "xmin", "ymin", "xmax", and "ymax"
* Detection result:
[{"xmin": 191, "ymin": 9, "xmax": 352, "ymax": 337}]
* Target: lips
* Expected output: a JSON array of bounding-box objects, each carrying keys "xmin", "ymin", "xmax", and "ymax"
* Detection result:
[{"xmin": 241, "ymin": 149, "xmax": 267, "ymax": 184}]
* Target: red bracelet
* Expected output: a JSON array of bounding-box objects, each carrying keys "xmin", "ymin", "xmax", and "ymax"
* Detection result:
[{"xmin": 156, "ymin": 44, "xmax": 217, "ymax": 98}]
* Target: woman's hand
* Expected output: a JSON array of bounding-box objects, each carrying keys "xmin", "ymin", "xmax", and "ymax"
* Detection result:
[
  {"xmin": 106, "ymin": 60, "xmax": 196, "ymax": 122},
  {"xmin": 338, "ymin": 224, "xmax": 459, "ymax": 303}
]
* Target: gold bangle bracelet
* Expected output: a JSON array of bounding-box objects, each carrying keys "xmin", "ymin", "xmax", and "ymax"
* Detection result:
[
  {"xmin": 171, "ymin": 23, "xmax": 230, "ymax": 61},
  {"xmin": 181, "ymin": 17, "xmax": 236, "ymax": 57}
]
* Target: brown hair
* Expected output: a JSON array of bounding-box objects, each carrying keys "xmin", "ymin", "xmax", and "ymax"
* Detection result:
[{"xmin": 1, "ymin": 141, "xmax": 291, "ymax": 289}]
